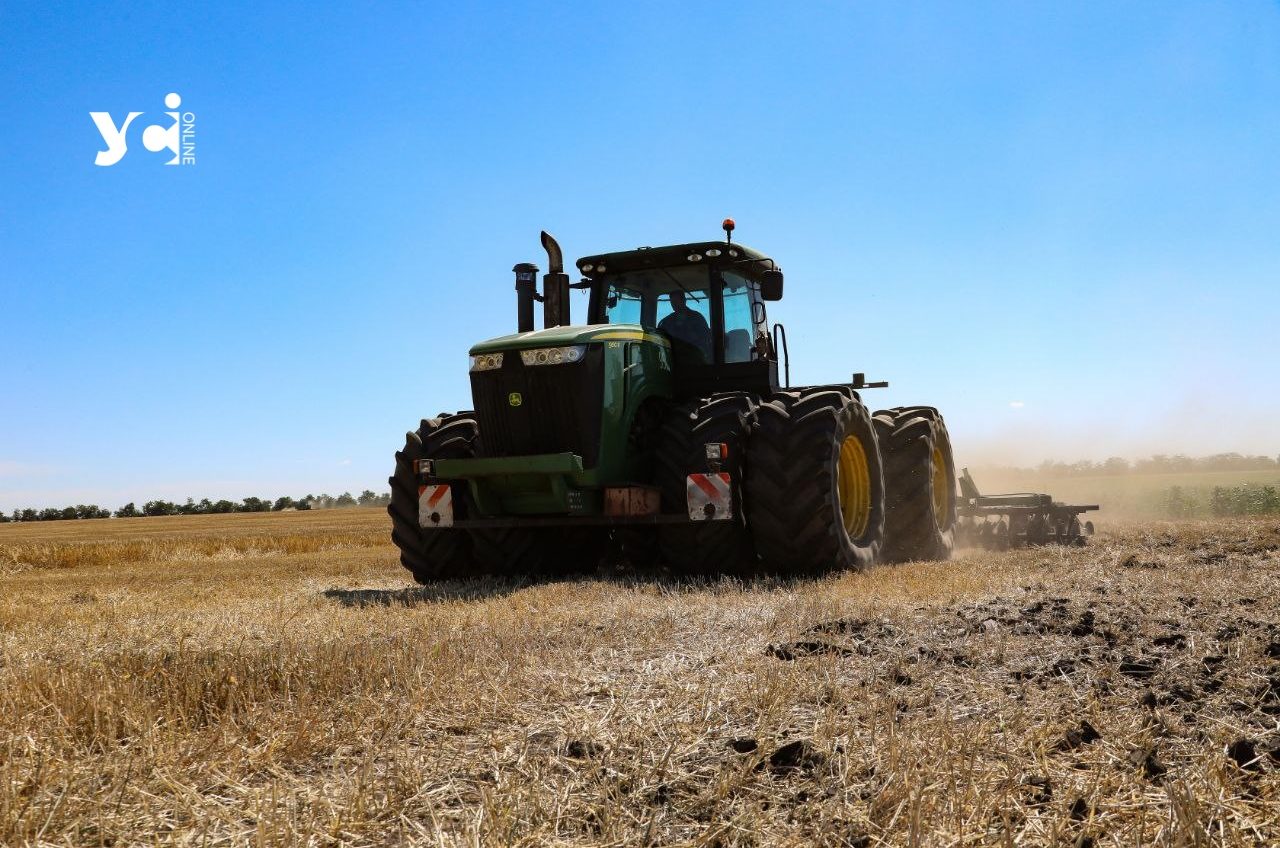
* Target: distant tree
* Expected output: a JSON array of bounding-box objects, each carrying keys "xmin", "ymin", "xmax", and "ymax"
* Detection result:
[
  {"xmin": 272, "ymin": 496, "xmax": 295, "ymax": 511},
  {"xmin": 335, "ymin": 492, "xmax": 357, "ymax": 508},
  {"xmin": 0, "ymin": 512, "xmax": 9, "ymax": 523},
  {"xmin": 20, "ymin": 508, "xmax": 39, "ymax": 522},
  {"xmin": 357, "ymin": 489, "xmax": 378, "ymax": 506},
  {"xmin": 1101, "ymin": 457, "xmax": 1130, "ymax": 474},
  {"xmin": 210, "ymin": 499, "xmax": 236, "ymax": 514},
  {"xmin": 142, "ymin": 499, "xmax": 178, "ymax": 517},
  {"xmin": 114, "ymin": 502, "xmax": 140, "ymax": 518},
  {"xmin": 295, "ymin": 496, "xmax": 312, "ymax": 511},
  {"xmin": 74, "ymin": 504, "xmax": 109, "ymax": 520},
  {"xmin": 239, "ymin": 497, "xmax": 270, "ymax": 513}
]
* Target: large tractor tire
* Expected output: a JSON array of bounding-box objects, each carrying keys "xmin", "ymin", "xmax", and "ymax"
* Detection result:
[
  {"xmin": 745, "ymin": 389, "xmax": 885, "ymax": 573},
  {"xmin": 873, "ymin": 406, "xmax": 957, "ymax": 563},
  {"xmin": 655, "ymin": 393, "xmax": 759, "ymax": 575},
  {"xmin": 388, "ymin": 413, "xmax": 479, "ymax": 582}
]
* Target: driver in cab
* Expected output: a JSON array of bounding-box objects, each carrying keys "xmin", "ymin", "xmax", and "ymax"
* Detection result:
[{"xmin": 657, "ymin": 290, "xmax": 713, "ymax": 365}]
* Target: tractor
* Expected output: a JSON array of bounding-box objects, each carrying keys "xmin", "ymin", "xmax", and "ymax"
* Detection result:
[{"xmin": 388, "ymin": 221, "xmax": 957, "ymax": 579}]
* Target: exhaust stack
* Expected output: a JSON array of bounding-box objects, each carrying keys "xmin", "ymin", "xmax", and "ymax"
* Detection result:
[
  {"xmin": 512, "ymin": 262, "xmax": 539, "ymax": 333},
  {"xmin": 540, "ymin": 230, "xmax": 570, "ymax": 328}
]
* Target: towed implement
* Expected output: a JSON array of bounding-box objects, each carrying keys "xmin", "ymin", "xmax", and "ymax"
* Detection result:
[
  {"xmin": 389, "ymin": 221, "xmax": 959, "ymax": 579},
  {"xmin": 954, "ymin": 468, "xmax": 1098, "ymax": 550}
]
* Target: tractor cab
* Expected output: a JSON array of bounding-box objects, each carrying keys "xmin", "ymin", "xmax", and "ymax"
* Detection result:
[{"xmin": 578, "ymin": 222, "xmax": 785, "ymax": 397}]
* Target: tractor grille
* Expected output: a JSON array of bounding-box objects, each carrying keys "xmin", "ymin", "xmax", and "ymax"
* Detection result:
[{"xmin": 470, "ymin": 346, "xmax": 604, "ymax": 467}]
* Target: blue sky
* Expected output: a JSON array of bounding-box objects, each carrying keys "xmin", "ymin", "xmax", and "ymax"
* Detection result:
[{"xmin": 2, "ymin": 1, "xmax": 1278, "ymax": 510}]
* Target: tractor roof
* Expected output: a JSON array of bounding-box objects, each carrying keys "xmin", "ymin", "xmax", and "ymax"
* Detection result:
[{"xmin": 575, "ymin": 242, "xmax": 775, "ymax": 279}]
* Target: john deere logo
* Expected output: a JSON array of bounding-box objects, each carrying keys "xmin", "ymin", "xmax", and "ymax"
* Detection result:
[{"xmin": 508, "ymin": 392, "xmax": 522, "ymax": 407}]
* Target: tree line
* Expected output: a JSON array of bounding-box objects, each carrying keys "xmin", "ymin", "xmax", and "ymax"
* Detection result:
[
  {"xmin": 0, "ymin": 491, "xmax": 392, "ymax": 523},
  {"xmin": 1006, "ymin": 453, "xmax": 1280, "ymax": 478}
]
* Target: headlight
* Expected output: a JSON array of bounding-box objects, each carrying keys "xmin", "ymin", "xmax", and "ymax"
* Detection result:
[
  {"xmin": 519, "ymin": 345, "xmax": 586, "ymax": 366},
  {"xmin": 469, "ymin": 352, "xmax": 504, "ymax": 372}
]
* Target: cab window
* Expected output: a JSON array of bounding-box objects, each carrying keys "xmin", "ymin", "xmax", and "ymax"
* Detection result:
[{"xmin": 721, "ymin": 271, "xmax": 762, "ymax": 363}]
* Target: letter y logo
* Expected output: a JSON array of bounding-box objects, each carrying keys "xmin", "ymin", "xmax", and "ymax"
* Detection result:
[{"xmin": 90, "ymin": 111, "xmax": 142, "ymax": 166}]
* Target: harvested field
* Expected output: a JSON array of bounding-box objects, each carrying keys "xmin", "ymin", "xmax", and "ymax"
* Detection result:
[{"xmin": 2, "ymin": 512, "xmax": 1279, "ymax": 845}]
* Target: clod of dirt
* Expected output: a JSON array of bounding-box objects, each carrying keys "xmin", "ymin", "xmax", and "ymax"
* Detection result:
[
  {"xmin": 761, "ymin": 740, "xmax": 824, "ymax": 776},
  {"xmin": 980, "ymin": 618, "xmax": 1000, "ymax": 634},
  {"xmin": 1162, "ymin": 683, "xmax": 1197, "ymax": 704},
  {"xmin": 1119, "ymin": 657, "xmax": 1160, "ymax": 679},
  {"xmin": 1152, "ymin": 633, "xmax": 1185, "ymax": 648},
  {"xmin": 564, "ymin": 739, "xmax": 604, "ymax": 759},
  {"xmin": 805, "ymin": 618, "xmax": 869, "ymax": 636},
  {"xmin": 893, "ymin": 670, "xmax": 913, "ymax": 686},
  {"xmin": 1130, "ymin": 747, "xmax": 1168, "ymax": 781},
  {"xmin": 728, "ymin": 737, "xmax": 758, "ymax": 754},
  {"xmin": 1068, "ymin": 797, "xmax": 1091, "ymax": 821},
  {"xmin": 1227, "ymin": 737, "xmax": 1260, "ymax": 771},
  {"xmin": 1024, "ymin": 775, "xmax": 1053, "ymax": 805},
  {"xmin": 1059, "ymin": 720, "xmax": 1102, "ymax": 750},
  {"xmin": 1264, "ymin": 640, "xmax": 1280, "ymax": 659},
  {"xmin": 768, "ymin": 641, "xmax": 855, "ymax": 661},
  {"xmin": 1255, "ymin": 674, "xmax": 1280, "ymax": 709},
  {"xmin": 1071, "ymin": 610, "xmax": 1096, "ymax": 638}
]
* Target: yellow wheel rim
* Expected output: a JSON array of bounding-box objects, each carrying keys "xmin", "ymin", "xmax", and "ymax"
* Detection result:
[
  {"xmin": 837, "ymin": 434, "xmax": 872, "ymax": 539},
  {"xmin": 931, "ymin": 445, "xmax": 951, "ymax": 530}
]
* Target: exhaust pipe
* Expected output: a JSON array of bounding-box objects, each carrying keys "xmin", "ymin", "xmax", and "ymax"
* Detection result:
[
  {"xmin": 540, "ymin": 230, "xmax": 570, "ymax": 328},
  {"xmin": 512, "ymin": 262, "xmax": 539, "ymax": 333}
]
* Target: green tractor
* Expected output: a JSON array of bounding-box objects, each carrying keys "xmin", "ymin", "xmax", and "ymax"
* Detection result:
[{"xmin": 389, "ymin": 221, "xmax": 957, "ymax": 579}]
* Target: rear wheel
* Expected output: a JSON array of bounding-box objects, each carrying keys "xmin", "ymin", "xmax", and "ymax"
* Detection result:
[
  {"xmin": 388, "ymin": 413, "xmax": 479, "ymax": 582},
  {"xmin": 655, "ymin": 394, "xmax": 759, "ymax": 575},
  {"xmin": 746, "ymin": 388, "xmax": 885, "ymax": 574},
  {"xmin": 873, "ymin": 406, "xmax": 957, "ymax": 563}
]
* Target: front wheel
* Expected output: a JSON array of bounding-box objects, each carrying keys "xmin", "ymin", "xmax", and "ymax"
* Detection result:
[
  {"xmin": 655, "ymin": 393, "xmax": 759, "ymax": 575},
  {"xmin": 387, "ymin": 413, "xmax": 479, "ymax": 582}
]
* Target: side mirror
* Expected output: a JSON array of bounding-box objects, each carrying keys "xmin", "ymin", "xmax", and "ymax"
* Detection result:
[{"xmin": 760, "ymin": 269, "xmax": 784, "ymax": 301}]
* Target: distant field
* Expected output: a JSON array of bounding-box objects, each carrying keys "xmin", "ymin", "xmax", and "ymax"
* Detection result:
[
  {"xmin": 2, "ymin": 510, "xmax": 1279, "ymax": 845},
  {"xmin": 967, "ymin": 467, "xmax": 1280, "ymax": 518},
  {"xmin": 0, "ymin": 508, "xmax": 386, "ymax": 573}
]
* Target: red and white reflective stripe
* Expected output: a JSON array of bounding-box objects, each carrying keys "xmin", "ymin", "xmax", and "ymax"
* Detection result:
[
  {"xmin": 686, "ymin": 472, "xmax": 733, "ymax": 521},
  {"xmin": 418, "ymin": 484, "xmax": 454, "ymax": 529}
]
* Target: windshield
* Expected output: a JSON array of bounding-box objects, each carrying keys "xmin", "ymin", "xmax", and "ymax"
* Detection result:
[
  {"xmin": 602, "ymin": 266, "xmax": 709, "ymax": 329},
  {"xmin": 600, "ymin": 264, "xmax": 765, "ymax": 365}
]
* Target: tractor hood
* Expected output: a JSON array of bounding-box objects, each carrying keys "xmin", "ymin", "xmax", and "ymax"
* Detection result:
[{"xmin": 469, "ymin": 324, "xmax": 670, "ymax": 355}]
